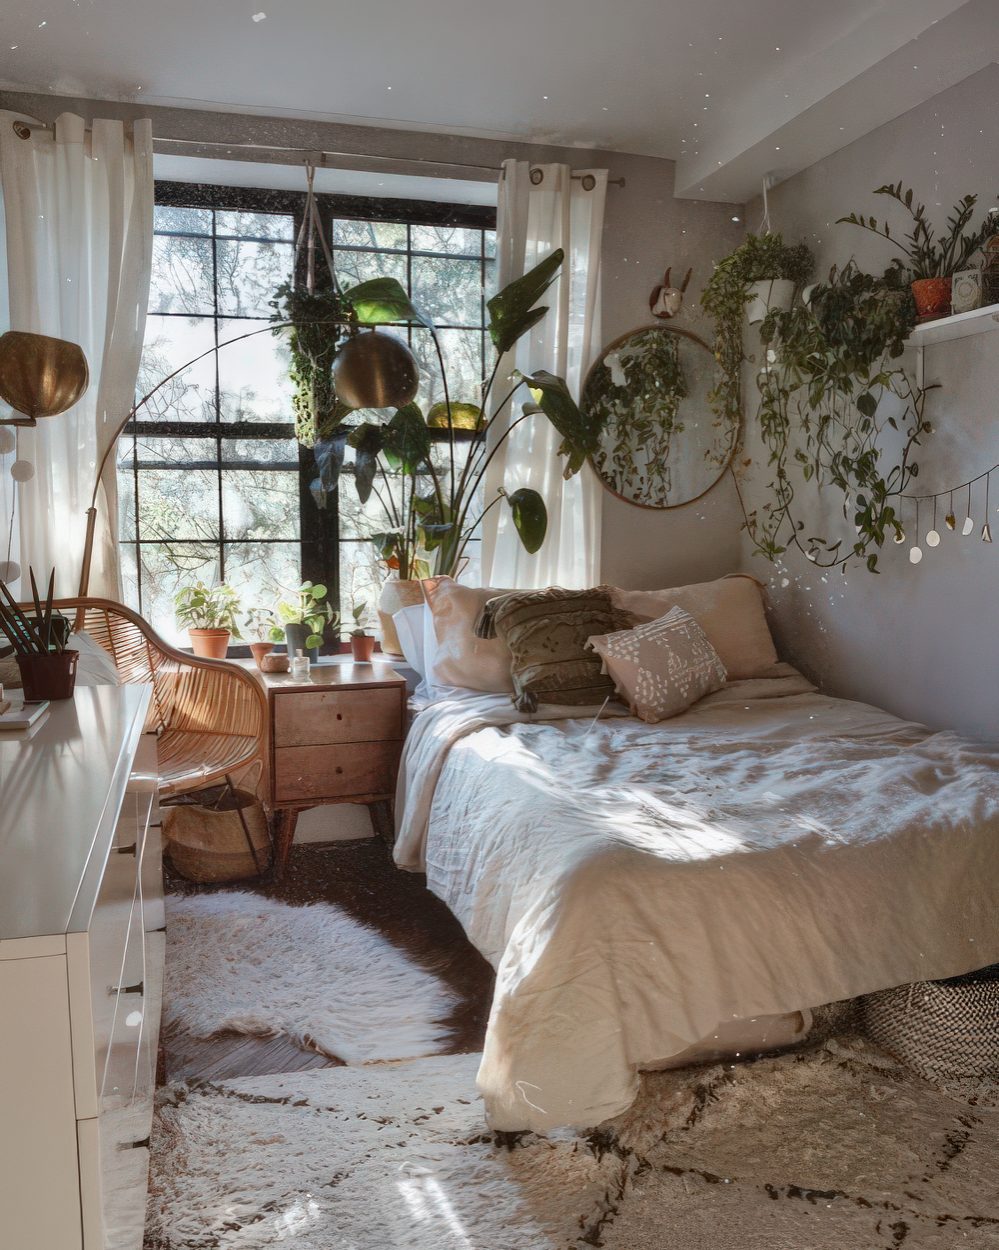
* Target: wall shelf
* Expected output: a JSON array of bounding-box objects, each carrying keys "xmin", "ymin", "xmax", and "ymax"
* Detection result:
[{"xmin": 907, "ymin": 302, "xmax": 999, "ymax": 347}]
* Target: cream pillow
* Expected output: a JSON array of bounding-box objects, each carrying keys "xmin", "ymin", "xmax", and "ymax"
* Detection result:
[
  {"xmin": 610, "ymin": 574, "xmax": 778, "ymax": 680},
  {"xmin": 422, "ymin": 577, "xmax": 514, "ymax": 693},
  {"xmin": 588, "ymin": 606, "xmax": 727, "ymax": 723}
]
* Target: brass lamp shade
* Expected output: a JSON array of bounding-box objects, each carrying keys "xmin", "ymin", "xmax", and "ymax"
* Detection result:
[
  {"xmin": 0, "ymin": 331, "xmax": 89, "ymax": 424},
  {"xmin": 333, "ymin": 329, "xmax": 419, "ymax": 410}
]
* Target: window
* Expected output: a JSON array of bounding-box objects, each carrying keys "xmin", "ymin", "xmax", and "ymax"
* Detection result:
[{"xmin": 118, "ymin": 183, "xmax": 495, "ymax": 647}]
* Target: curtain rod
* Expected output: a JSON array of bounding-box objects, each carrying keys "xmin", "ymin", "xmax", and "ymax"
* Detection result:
[{"xmin": 11, "ymin": 119, "xmax": 625, "ymax": 187}]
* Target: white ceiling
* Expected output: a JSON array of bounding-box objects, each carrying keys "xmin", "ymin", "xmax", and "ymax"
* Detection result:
[{"xmin": 1, "ymin": 0, "xmax": 996, "ymax": 202}]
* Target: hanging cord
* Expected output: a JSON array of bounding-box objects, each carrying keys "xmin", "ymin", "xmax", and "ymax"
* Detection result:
[
  {"xmin": 293, "ymin": 162, "xmax": 342, "ymax": 296},
  {"xmin": 759, "ymin": 174, "xmax": 773, "ymax": 235}
]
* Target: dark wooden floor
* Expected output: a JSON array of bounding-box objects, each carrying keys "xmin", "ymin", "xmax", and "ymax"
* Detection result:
[{"xmin": 162, "ymin": 837, "xmax": 495, "ymax": 1083}]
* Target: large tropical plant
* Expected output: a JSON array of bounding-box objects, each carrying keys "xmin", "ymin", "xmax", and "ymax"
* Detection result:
[{"xmin": 290, "ymin": 249, "xmax": 602, "ymax": 579}]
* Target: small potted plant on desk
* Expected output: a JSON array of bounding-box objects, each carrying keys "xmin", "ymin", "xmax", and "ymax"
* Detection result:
[
  {"xmin": 174, "ymin": 581, "xmax": 241, "ymax": 658},
  {"xmin": 0, "ymin": 567, "xmax": 78, "ymax": 699},
  {"xmin": 244, "ymin": 606, "xmax": 280, "ymax": 669},
  {"xmin": 273, "ymin": 581, "xmax": 338, "ymax": 664},
  {"xmin": 347, "ymin": 600, "xmax": 375, "ymax": 662}
]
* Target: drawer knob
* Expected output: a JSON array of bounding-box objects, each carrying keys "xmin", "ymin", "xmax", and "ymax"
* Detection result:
[
  {"xmin": 335, "ymin": 765, "xmax": 343, "ymax": 774},
  {"xmin": 109, "ymin": 980, "xmax": 144, "ymax": 997},
  {"xmin": 336, "ymin": 712, "xmax": 343, "ymax": 720}
]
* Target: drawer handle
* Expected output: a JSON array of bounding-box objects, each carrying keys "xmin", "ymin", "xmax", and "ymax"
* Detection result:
[
  {"xmin": 116, "ymin": 842, "xmax": 137, "ymax": 856},
  {"xmin": 109, "ymin": 980, "xmax": 144, "ymax": 997},
  {"xmin": 118, "ymin": 1137, "xmax": 150, "ymax": 1152},
  {"xmin": 335, "ymin": 766, "xmax": 343, "ymax": 774}
]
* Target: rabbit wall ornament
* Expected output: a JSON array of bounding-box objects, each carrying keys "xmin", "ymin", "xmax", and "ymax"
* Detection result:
[{"xmin": 649, "ymin": 266, "xmax": 692, "ymax": 319}]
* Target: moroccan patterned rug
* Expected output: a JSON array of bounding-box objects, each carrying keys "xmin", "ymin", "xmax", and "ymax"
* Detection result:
[
  {"xmin": 164, "ymin": 892, "xmax": 458, "ymax": 1063},
  {"xmin": 146, "ymin": 1036, "xmax": 999, "ymax": 1249}
]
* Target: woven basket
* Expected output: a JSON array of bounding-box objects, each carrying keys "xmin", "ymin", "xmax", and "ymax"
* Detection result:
[
  {"xmin": 859, "ymin": 966, "xmax": 999, "ymax": 1080},
  {"xmin": 163, "ymin": 786, "xmax": 272, "ymax": 884}
]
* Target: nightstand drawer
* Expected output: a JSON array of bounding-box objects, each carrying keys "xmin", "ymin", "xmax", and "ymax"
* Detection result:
[
  {"xmin": 273, "ymin": 688, "xmax": 402, "ymax": 747},
  {"xmin": 273, "ymin": 741, "xmax": 400, "ymax": 803}
]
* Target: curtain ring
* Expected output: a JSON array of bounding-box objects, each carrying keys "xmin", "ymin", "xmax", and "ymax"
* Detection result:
[
  {"xmin": 580, "ymin": 174, "xmax": 596, "ymax": 191},
  {"xmin": 529, "ymin": 167, "xmax": 544, "ymax": 185}
]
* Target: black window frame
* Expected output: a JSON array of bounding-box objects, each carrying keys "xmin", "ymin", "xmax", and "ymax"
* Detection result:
[{"xmin": 123, "ymin": 179, "xmax": 496, "ymax": 653}]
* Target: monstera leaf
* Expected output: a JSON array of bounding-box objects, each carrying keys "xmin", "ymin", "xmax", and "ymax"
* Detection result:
[
  {"xmin": 519, "ymin": 369, "xmax": 601, "ymax": 478},
  {"xmin": 487, "ymin": 249, "xmax": 564, "ymax": 355},
  {"xmin": 506, "ymin": 487, "xmax": 547, "ymax": 553},
  {"xmin": 342, "ymin": 277, "xmax": 433, "ymax": 329}
]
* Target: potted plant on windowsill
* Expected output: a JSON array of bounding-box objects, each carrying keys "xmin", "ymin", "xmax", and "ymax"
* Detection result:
[
  {"xmin": 271, "ymin": 581, "xmax": 338, "ymax": 664},
  {"xmin": 838, "ymin": 183, "xmax": 991, "ymax": 321},
  {"xmin": 0, "ymin": 568, "xmax": 78, "ymax": 700},
  {"xmin": 347, "ymin": 600, "xmax": 375, "ymax": 662},
  {"xmin": 174, "ymin": 581, "xmax": 241, "ymax": 659},
  {"xmin": 244, "ymin": 607, "xmax": 280, "ymax": 669}
]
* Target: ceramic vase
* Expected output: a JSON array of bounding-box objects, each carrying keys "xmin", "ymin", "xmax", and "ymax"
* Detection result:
[
  {"xmin": 746, "ymin": 278, "xmax": 796, "ymax": 325},
  {"xmin": 377, "ymin": 579, "xmax": 425, "ymax": 657},
  {"xmin": 188, "ymin": 628, "xmax": 231, "ymax": 659}
]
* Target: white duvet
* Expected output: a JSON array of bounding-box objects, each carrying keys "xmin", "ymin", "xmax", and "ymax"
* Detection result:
[{"xmin": 394, "ymin": 671, "xmax": 999, "ymax": 1131}]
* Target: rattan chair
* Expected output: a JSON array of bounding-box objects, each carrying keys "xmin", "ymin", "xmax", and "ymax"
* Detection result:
[{"xmin": 49, "ymin": 597, "xmax": 269, "ymax": 800}]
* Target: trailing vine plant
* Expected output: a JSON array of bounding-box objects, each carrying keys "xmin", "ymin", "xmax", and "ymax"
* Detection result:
[{"xmin": 738, "ymin": 262, "xmax": 928, "ymax": 572}]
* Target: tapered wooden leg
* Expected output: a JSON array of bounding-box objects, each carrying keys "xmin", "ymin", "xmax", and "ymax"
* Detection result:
[
  {"xmin": 273, "ymin": 808, "xmax": 299, "ymax": 880},
  {"xmin": 368, "ymin": 799, "xmax": 395, "ymax": 848}
]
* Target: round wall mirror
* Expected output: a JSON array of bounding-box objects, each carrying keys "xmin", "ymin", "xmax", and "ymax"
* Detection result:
[{"xmin": 583, "ymin": 324, "xmax": 739, "ymax": 509}]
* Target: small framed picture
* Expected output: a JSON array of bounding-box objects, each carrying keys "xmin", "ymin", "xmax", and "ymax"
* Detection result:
[{"xmin": 951, "ymin": 268, "xmax": 982, "ymax": 315}]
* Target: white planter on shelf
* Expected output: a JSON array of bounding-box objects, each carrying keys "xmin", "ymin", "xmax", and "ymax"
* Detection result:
[{"xmin": 746, "ymin": 278, "xmax": 796, "ymax": 324}]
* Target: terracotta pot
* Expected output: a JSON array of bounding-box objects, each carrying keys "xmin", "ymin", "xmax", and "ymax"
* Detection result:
[
  {"xmin": 350, "ymin": 633, "xmax": 376, "ymax": 662},
  {"xmin": 911, "ymin": 277, "xmax": 952, "ymax": 321},
  {"xmin": 248, "ymin": 641, "xmax": 274, "ymax": 669},
  {"xmin": 378, "ymin": 579, "xmax": 425, "ymax": 657},
  {"xmin": 16, "ymin": 650, "xmax": 79, "ymax": 700},
  {"xmin": 259, "ymin": 652, "xmax": 290, "ymax": 674},
  {"xmin": 188, "ymin": 628, "xmax": 231, "ymax": 659}
]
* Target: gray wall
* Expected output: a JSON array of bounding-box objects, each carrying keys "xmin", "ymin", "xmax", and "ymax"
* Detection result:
[
  {"xmin": 0, "ymin": 89, "xmax": 747, "ymax": 592},
  {"xmin": 741, "ymin": 65, "xmax": 999, "ymax": 740}
]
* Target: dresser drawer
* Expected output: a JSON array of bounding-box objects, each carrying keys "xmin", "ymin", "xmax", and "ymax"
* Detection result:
[
  {"xmin": 273, "ymin": 686, "xmax": 402, "ymax": 747},
  {"xmin": 274, "ymin": 741, "xmax": 400, "ymax": 803}
]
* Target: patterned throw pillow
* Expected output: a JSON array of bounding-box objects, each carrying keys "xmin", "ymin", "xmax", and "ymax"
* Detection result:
[
  {"xmin": 587, "ymin": 606, "xmax": 727, "ymax": 723},
  {"xmin": 474, "ymin": 586, "xmax": 631, "ymax": 713}
]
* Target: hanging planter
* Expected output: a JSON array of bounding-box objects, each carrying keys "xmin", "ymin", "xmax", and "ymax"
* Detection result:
[{"xmin": 746, "ymin": 278, "xmax": 796, "ymax": 324}]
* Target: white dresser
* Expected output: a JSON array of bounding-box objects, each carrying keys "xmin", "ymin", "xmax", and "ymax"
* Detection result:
[{"xmin": 0, "ymin": 685, "xmax": 163, "ymax": 1250}]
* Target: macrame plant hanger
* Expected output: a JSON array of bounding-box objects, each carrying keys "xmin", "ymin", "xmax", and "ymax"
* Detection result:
[{"xmin": 294, "ymin": 162, "xmax": 342, "ymax": 297}]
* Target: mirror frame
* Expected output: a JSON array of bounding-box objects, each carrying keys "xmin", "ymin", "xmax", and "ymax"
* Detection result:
[{"xmin": 584, "ymin": 323, "xmax": 741, "ymax": 511}]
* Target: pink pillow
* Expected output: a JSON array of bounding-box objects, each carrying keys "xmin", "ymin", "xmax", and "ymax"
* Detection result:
[
  {"xmin": 610, "ymin": 574, "xmax": 778, "ymax": 680},
  {"xmin": 588, "ymin": 606, "xmax": 727, "ymax": 722},
  {"xmin": 422, "ymin": 577, "xmax": 514, "ymax": 693}
]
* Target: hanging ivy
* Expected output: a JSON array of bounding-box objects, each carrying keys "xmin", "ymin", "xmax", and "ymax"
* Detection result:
[
  {"xmin": 740, "ymin": 262, "xmax": 927, "ymax": 573},
  {"xmin": 269, "ymin": 283, "xmax": 353, "ymax": 449}
]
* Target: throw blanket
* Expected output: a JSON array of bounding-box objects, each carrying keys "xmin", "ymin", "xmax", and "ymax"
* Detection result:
[{"xmin": 395, "ymin": 674, "xmax": 999, "ymax": 1131}]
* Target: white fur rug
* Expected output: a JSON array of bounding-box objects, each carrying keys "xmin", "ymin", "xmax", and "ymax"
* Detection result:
[
  {"xmin": 147, "ymin": 1037, "xmax": 999, "ymax": 1249},
  {"xmin": 164, "ymin": 893, "xmax": 458, "ymax": 1063}
]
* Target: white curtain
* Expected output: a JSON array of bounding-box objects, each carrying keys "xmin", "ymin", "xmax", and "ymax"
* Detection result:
[
  {"xmin": 0, "ymin": 111, "xmax": 153, "ymax": 599},
  {"xmin": 481, "ymin": 159, "xmax": 606, "ymax": 588}
]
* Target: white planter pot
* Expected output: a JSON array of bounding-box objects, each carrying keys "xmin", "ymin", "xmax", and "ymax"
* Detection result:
[
  {"xmin": 377, "ymin": 579, "xmax": 425, "ymax": 658},
  {"xmin": 746, "ymin": 278, "xmax": 796, "ymax": 325}
]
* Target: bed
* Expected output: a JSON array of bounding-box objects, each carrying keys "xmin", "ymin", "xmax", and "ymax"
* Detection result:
[{"xmin": 394, "ymin": 665, "xmax": 999, "ymax": 1132}]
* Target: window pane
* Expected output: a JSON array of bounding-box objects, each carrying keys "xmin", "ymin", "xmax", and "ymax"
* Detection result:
[
  {"xmin": 334, "ymin": 249, "xmax": 406, "ymax": 291},
  {"xmin": 332, "ymin": 219, "xmax": 407, "ymax": 250},
  {"xmin": 339, "ymin": 539, "xmax": 386, "ymax": 632},
  {"xmin": 149, "ymin": 235, "xmax": 214, "ymax": 315},
  {"xmin": 154, "ymin": 205, "xmax": 212, "ymax": 235},
  {"xmin": 484, "ymin": 255, "xmax": 497, "ymax": 299},
  {"xmin": 484, "ymin": 229, "xmax": 497, "ymax": 260},
  {"xmin": 119, "ymin": 541, "xmax": 139, "ymax": 610},
  {"xmin": 135, "ymin": 436, "xmax": 220, "ymax": 542},
  {"xmin": 139, "ymin": 542, "xmax": 219, "ymax": 647},
  {"xmin": 221, "ymin": 437, "xmax": 298, "ymax": 466},
  {"xmin": 412, "ymin": 327, "xmax": 484, "ymax": 412},
  {"xmin": 217, "ymin": 317, "xmax": 294, "ymax": 423},
  {"xmin": 337, "ymin": 464, "xmax": 407, "ymax": 540},
  {"xmin": 137, "ymin": 317, "xmax": 217, "ymax": 422},
  {"xmin": 411, "ymin": 224, "xmax": 483, "ymax": 257},
  {"xmin": 222, "ymin": 467, "xmax": 298, "ymax": 541},
  {"xmin": 224, "ymin": 542, "xmax": 302, "ymax": 620},
  {"xmin": 412, "ymin": 255, "xmax": 482, "ymax": 326},
  {"xmin": 215, "ymin": 238, "xmax": 293, "ymax": 317},
  {"xmin": 214, "ymin": 210, "xmax": 294, "ymax": 241}
]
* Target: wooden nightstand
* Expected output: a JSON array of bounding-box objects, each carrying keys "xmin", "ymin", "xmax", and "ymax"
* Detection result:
[{"xmin": 245, "ymin": 659, "xmax": 407, "ymax": 878}]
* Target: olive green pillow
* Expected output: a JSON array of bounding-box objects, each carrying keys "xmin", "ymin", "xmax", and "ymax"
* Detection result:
[{"xmin": 475, "ymin": 586, "xmax": 632, "ymax": 713}]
